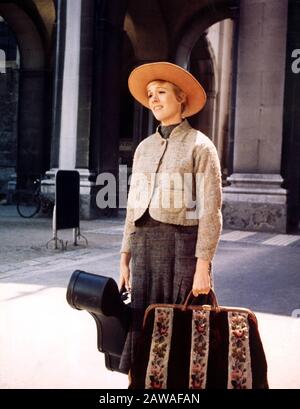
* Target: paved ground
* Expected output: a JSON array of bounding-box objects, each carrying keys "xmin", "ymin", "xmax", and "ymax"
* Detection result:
[{"xmin": 0, "ymin": 204, "xmax": 300, "ymax": 389}]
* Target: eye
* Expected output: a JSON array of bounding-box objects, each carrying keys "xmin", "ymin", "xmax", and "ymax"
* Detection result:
[{"xmin": 158, "ymin": 90, "xmax": 166, "ymax": 94}]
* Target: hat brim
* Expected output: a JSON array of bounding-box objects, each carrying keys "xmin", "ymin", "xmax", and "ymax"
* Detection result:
[{"xmin": 128, "ymin": 62, "xmax": 207, "ymax": 117}]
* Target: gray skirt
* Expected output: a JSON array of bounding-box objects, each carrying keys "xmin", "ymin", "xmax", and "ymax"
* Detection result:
[{"xmin": 119, "ymin": 213, "xmax": 199, "ymax": 373}]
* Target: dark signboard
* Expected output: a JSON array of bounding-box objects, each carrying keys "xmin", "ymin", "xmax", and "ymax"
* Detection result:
[{"xmin": 56, "ymin": 170, "xmax": 80, "ymax": 230}]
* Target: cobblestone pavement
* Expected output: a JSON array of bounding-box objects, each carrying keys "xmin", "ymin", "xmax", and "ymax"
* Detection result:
[
  {"xmin": 1, "ymin": 203, "xmax": 299, "ymax": 277},
  {"xmin": 0, "ymin": 204, "xmax": 300, "ymax": 389}
]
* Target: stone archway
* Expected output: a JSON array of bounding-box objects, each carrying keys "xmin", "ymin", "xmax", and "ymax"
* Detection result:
[
  {"xmin": 122, "ymin": 0, "xmax": 238, "ymax": 162},
  {"xmin": 124, "ymin": 4, "xmax": 168, "ymax": 62},
  {"xmin": 174, "ymin": 1, "xmax": 237, "ymax": 67},
  {"xmin": 174, "ymin": 3, "xmax": 237, "ymax": 179},
  {"xmin": 0, "ymin": 1, "xmax": 55, "ymax": 191}
]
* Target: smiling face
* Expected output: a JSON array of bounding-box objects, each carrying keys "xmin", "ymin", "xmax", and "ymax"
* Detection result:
[{"xmin": 147, "ymin": 81, "xmax": 186, "ymax": 126}]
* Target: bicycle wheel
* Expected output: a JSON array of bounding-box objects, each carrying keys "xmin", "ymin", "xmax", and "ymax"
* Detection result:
[{"xmin": 17, "ymin": 192, "xmax": 41, "ymax": 218}]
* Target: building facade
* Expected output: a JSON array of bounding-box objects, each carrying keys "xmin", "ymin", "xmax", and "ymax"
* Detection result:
[{"xmin": 0, "ymin": 0, "xmax": 299, "ymax": 233}]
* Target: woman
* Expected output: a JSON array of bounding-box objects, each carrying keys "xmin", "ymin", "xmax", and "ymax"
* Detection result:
[{"xmin": 119, "ymin": 62, "xmax": 222, "ymax": 374}]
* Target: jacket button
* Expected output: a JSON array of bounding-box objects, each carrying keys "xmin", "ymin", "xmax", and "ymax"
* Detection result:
[{"xmin": 161, "ymin": 141, "xmax": 165, "ymax": 145}]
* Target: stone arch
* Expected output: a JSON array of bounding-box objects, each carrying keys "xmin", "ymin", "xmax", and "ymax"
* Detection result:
[
  {"xmin": 0, "ymin": 1, "xmax": 55, "ymax": 189},
  {"xmin": 0, "ymin": 3, "xmax": 45, "ymax": 69},
  {"xmin": 125, "ymin": 2, "xmax": 168, "ymax": 62},
  {"xmin": 174, "ymin": 3, "xmax": 237, "ymax": 178},
  {"xmin": 174, "ymin": 2, "xmax": 237, "ymax": 67}
]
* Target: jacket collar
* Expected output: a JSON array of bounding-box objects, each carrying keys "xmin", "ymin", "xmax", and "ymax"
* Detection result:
[{"xmin": 155, "ymin": 119, "xmax": 191, "ymax": 141}]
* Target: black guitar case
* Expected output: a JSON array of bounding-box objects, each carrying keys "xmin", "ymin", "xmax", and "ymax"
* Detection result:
[{"xmin": 66, "ymin": 270, "xmax": 131, "ymax": 374}]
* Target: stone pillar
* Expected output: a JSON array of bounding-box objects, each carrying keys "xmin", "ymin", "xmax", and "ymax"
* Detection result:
[
  {"xmin": 46, "ymin": 0, "xmax": 128, "ymax": 219},
  {"xmin": 132, "ymin": 101, "xmax": 151, "ymax": 148},
  {"xmin": 281, "ymin": 0, "xmax": 300, "ymax": 231},
  {"xmin": 223, "ymin": 0, "xmax": 289, "ymax": 233},
  {"xmin": 74, "ymin": 0, "xmax": 96, "ymax": 219},
  {"xmin": 58, "ymin": 0, "xmax": 81, "ymax": 169},
  {"xmin": 89, "ymin": 0, "xmax": 128, "ymax": 215},
  {"xmin": 44, "ymin": 0, "xmax": 82, "ymax": 199},
  {"xmin": 17, "ymin": 70, "xmax": 46, "ymax": 179},
  {"xmin": 49, "ymin": 0, "xmax": 66, "ymax": 170},
  {"xmin": 45, "ymin": 0, "xmax": 97, "ymax": 218}
]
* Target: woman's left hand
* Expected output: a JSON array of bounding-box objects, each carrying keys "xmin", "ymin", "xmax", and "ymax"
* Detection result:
[{"xmin": 192, "ymin": 259, "xmax": 211, "ymax": 296}]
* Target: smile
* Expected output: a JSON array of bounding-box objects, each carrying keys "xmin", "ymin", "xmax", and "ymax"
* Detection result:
[{"xmin": 153, "ymin": 106, "xmax": 163, "ymax": 111}]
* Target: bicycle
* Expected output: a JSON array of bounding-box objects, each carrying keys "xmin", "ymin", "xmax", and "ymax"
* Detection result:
[{"xmin": 16, "ymin": 177, "xmax": 54, "ymax": 218}]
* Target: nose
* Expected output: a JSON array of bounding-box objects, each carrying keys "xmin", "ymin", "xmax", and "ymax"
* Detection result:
[{"xmin": 150, "ymin": 93, "xmax": 159, "ymax": 104}]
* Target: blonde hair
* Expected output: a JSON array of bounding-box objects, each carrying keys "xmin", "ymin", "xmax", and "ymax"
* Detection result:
[{"xmin": 148, "ymin": 80, "xmax": 186, "ymax": 114}]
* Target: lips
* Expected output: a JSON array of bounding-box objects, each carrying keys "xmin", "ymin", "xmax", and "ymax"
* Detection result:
[{"xmin": 153, "ymin": 105, "xmax": 163, "ymax": 111}]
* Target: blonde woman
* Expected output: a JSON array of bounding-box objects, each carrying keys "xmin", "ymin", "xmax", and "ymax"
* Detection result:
[{"xmin": 119, "ymin": 62, "xmax": 222, "ymax": 374}]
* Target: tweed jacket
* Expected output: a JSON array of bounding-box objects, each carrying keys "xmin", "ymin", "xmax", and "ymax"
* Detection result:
[{"xmin": 121, "ymin": 120, "xmax": 222, "ymax": 261}]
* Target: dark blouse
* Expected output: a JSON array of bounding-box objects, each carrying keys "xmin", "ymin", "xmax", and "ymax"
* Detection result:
[{"xmin": 158, "ymin": 123, "xmax": 181, "ymax": 139}]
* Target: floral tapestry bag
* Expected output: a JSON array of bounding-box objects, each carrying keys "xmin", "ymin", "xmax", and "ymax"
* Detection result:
[{"xmin": 129, "ymin": 290, "xmax": 269, "ymax": 389}]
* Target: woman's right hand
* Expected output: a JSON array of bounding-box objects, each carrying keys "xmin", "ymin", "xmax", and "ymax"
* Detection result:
[{"xmin": 119, "ymin": 252, "xmax": 131, "ymax": 291}]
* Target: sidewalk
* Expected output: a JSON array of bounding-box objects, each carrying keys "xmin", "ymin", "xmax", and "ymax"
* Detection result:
[
  {"xmin": 0, "ymin": 205, "xmax": 129, "ymax": 389},
  {"xmin": 0, "ymin": 204, "xmax": 300, "ymax": 389}
]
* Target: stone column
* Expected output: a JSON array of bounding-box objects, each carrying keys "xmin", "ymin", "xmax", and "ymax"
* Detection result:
[
  {"xmin": 89, "ymin": 0, "xmax": 128, "ymax": 215},
  {"xmin": 281, "ymin": 0, "xmax": 300, "ymax": 231},
  {"xmin": 223, "ymin": 0, "xmax": 289, "ymax": 233},
  {"xmin": 45, "ymin": 0, "xmax": 96, "ymax": 218},
  {"xmin": 132, "ymin": 101, "xmax": 151, "ymax": 148},
  {"xmin": 58, "ymin": 0, "xmax": 82, "ymax": 170},
  {"xmin": 74, "ymin": 0, "xmax": 96, "ymax": 218},
  {"xmin": 17, "ymin": 70, "xmax": 46, "ymax": 177},
  {"xmin": 44, "ymin": 0, "xmax": 79, "ymax": 195},
  {"xmin": 49, "ymin": 0, "xmax": 66, "ymax": 170}
]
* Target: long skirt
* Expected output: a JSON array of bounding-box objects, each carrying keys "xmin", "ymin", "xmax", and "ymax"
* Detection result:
[{"xmin": 119, "ymin": 213, "xmax": 200, "ymax": 374}]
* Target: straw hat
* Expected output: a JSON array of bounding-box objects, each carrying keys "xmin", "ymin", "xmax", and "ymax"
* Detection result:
[{"xmin": 128, "ymin": 62, "xmax": 207, "ymax": 117}]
